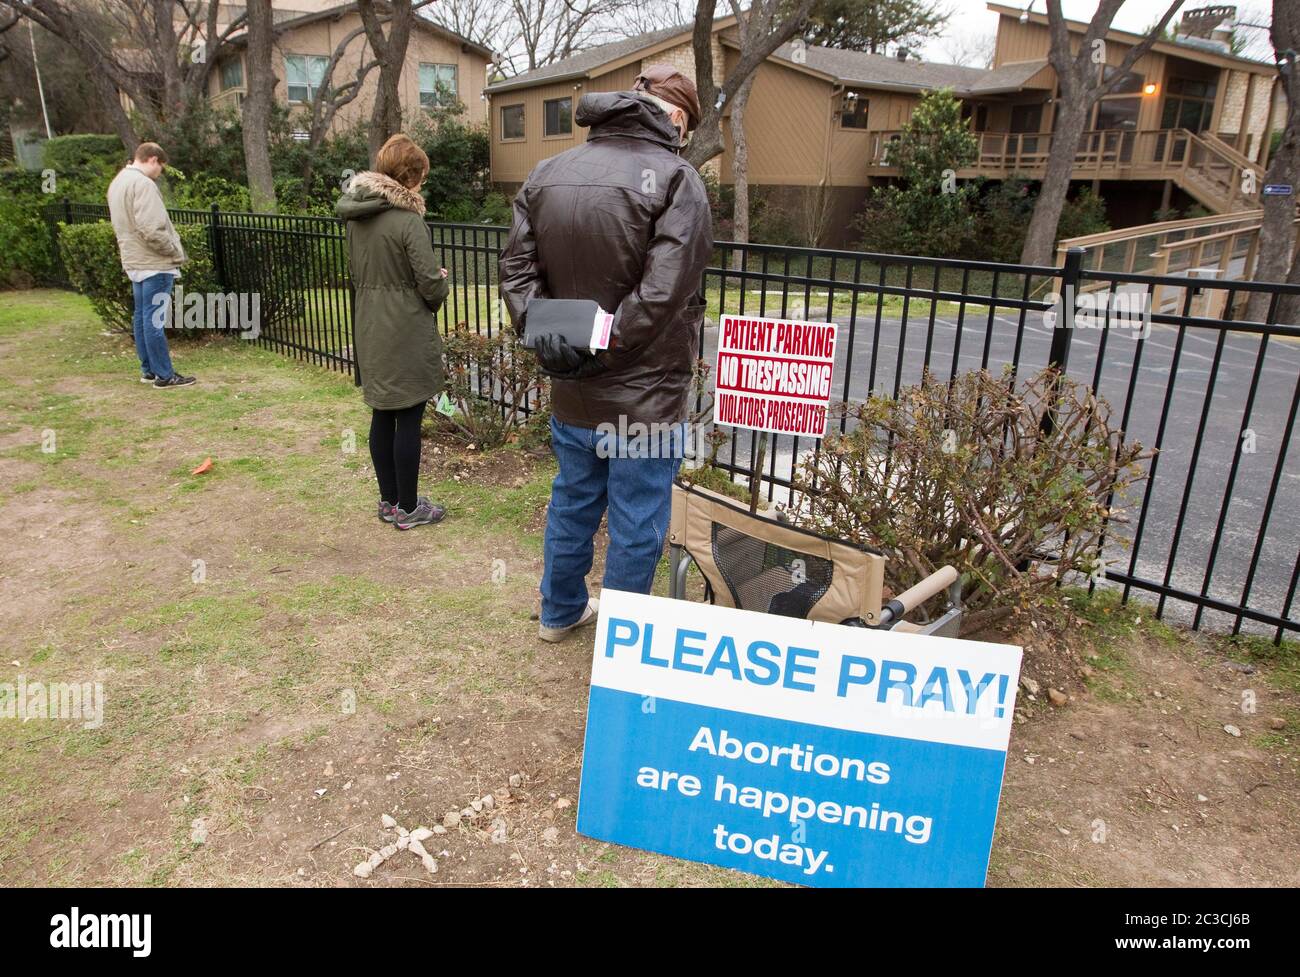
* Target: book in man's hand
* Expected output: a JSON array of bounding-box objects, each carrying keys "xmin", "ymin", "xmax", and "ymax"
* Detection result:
[{"xmin": 522, "ymin": 298, "xmax": 613, "ymax": 352}]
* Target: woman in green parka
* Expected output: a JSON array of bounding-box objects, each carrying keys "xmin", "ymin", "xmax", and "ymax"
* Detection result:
[{"xmin": 336, "ymin": 134, "xmax": 450, "ymax": 529}]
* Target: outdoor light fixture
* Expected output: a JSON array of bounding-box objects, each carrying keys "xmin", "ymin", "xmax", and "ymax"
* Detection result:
[{"xmin": 1143, "ymin": 82, "xmax": 1158, "ymax": 95}]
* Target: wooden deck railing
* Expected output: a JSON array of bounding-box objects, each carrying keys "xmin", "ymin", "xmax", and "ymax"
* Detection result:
[{"xmin": 865, "ymin": 127, "xmax": 1266, "ymax": 212}]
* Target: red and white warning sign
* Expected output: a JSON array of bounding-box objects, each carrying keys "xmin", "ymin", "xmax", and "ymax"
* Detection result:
[{"xmin": 713, "ymin": 314, "xmax": 837, "ymax": 438}]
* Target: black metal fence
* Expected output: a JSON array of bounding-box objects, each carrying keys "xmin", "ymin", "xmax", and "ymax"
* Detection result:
[{"xmin": 45, "ymin": 201, "xmax": 1300, "ymax": 642}]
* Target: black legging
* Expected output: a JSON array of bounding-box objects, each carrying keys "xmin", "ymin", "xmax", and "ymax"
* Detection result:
[{"xmin": 369, "ymin": 400, "xmax": 427, "ymax": 513}]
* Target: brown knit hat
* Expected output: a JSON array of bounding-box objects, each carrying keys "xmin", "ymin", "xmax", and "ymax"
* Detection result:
[{"xmin": 634, "ymin": 63, "xmax": 702, "ymax": 131}]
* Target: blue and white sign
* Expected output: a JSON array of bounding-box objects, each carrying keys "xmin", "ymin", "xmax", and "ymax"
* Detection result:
[
  {"xmin": 576, "ymin": 591, "xmax": 1022, "ymax": 887},
  {"xmin": 1263, "ymin": 184, "xmax": 1293, "ymax": 196}
]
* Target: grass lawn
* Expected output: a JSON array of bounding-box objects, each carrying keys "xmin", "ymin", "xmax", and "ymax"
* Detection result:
[{"xmin": 0, "ymin": 289, "xmax": 1297, "ymax": 888}]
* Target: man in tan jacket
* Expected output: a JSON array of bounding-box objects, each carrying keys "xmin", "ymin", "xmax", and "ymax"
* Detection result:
[{"xmin": 106, "ymin": 142, "xmax": 196, "ymax": 387}]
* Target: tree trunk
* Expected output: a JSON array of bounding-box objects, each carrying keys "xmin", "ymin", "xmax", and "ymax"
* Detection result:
[
  {"xmin": 359, "ymin": 0, "xmax": 416, "ymax": 163},
  {"xmin": 239, "ymin": 0, "xmax": 276, "ymax": 212},
  {"xmin": 729, "ymin": 72, "xmax": 756, "ymax": 266},
  {"xmin": 683, "ymin": 0, "xmax": 814, "ymax": 172},
  {"xmin": 1019, "ymin": 99, "xmax": 1088, "ymax": 266},
  {"xmin": 1249, "ymin": 1, "xmax": 1298, "ymax": 322}
]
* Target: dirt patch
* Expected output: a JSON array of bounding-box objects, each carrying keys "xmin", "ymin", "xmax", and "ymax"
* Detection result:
[{"xmin": 2, "ymin": 290, "xmax": 1297, "ymax": 888}]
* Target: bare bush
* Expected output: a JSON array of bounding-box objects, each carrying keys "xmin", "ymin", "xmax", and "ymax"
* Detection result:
[{"xmin": 789, "ymin": 368, "xmax": 1151, "ymax": 633}]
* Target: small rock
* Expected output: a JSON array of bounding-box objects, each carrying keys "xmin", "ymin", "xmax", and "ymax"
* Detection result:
[
  {"xmin": 409, "ymin": 838, "xmax": 428, "ymax": 858},
  {"xmin": 471, "ymin": 799, "xmax": 483, "ymax": 813},
  {"xmin": 381, "ymin": 814, "xmax": 398, "ymax": 829},
  {"xmin": 397, "ymin": 836, "xmax": 410, "ymax": 851},
  {"xmin": 1020, "ymin": 676, "xmax": 1040, "ymax": 696},
  {"xmin": 367, "ymin": 851, "xmax": 384, "ymax": 869},
  {"xmin": 461, "ymin": 807, "xmax": 476, "ymax": 820},
  {"xmin": 410, "ymin": 827, "xmax": 434, "ymax": 842},
  {"xmin": 1223, "ymin": 724, "xmax": 1241, "ymax": 737},
  {"xmin": 1269, "ymin": 717, "xmax": 1287, "ymax": 731},
  {"xmin": 314, "ymin": 788, "xmax": 327, "ymax": 797},
  {"xmin": 508, "ymin": 773, "xmax": 523, "ymax": 788},
  {"xmin": 432, "ymin": 825, "xmax": 448, "ymax": 835},
  {"xmin": 554, "ymin": 797, "xmax": 572, "ymax": 810},
  {"xmin": 421, "ymin": 853, "xmax": 438, "ymax": 874},
  {"xmin": 1047, "ymin": 688, "xmax": 1067, "ymax": 707},
  {"xmin": 443, "ymin": 811, "xmax": 461, "ymax": 828},
  {"xmin": 481, "ymin": 795, "xmax": 496, "ymax": 811},
  {"xmin": 1197, "ymin": 794, "xmax": 1208, "ymax": 802},
  {"xmin": 1224, "ymin": 661, "xmax": 1256, "ymax": 675},
  {"xmin": 353, "ymin": 862, "xmax": 373, "ymax": 879}
]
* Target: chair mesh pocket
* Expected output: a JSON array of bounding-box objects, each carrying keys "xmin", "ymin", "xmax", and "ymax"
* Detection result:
[{"xmin": 711, "ymin": 523, "xmax": 833, "ymax": 619}]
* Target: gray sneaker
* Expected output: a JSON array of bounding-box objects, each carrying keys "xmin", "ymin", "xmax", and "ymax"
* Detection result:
[
  {"xmin": 393, "ymin": 497, "xmax": 446, "ymax": 530},
  {"xmin": 538, "ymin": 598, "xmax": 599, "ymax": 643},
  {"xmin": 378, "ymin": 501, "xmax": 397, "ymax": 524}
]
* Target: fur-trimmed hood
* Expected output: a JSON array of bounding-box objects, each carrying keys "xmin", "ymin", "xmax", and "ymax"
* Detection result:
[{"xmin": 335, "ymin": 170, "xmax": 427, "ymax": 219}]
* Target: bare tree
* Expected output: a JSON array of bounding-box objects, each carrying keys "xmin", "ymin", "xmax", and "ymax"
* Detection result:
[
  {"xmin": 684, "ymin": 0, "xmax": 815, "ymax": 171},
  {"xmin": 242, "ymin": 0, "xmax": 276, "ymax": 211},
  {"xmin": 1018, "ymin": 0, "xmax": 1183, "ymax": 266},
  {"xmin": 727, "ymin": 1, "xmax": 787, "ymax": 249},
  {"xmin": 424, "ymin": 0, "xmax": 514, "ymax": 53},
  {"xmin": 1249, "ymin": 0, "xmax": 1298, "ymax": 322},
  {"xmin": 357, "ymin": 0, "xmax": 436, "ymax": 161},
  {"xmin": 301, "ymin": 25, "xmax": 380, "ymax": 188},
  {"xmin": 496, "ymin": 0, "xmax": 626, "ymax": 75},
  {"xmin": 939, "ymin": 28, "xmax": 995, "ymax": 69},
  {"xmin": 0, "ymin": 0, "xmax": 247, "ymax": 151}
]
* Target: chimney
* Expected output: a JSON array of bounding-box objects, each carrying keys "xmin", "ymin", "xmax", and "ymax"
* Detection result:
[{"xmin": 1179, "ymin": 5, "xmax": 1236, "ymax": 40}]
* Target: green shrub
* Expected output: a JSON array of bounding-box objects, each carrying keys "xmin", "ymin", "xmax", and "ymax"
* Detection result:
[
  {"xmin": 58, "ymin": 221, "xmax": 217, "ymax": 331},
  {"xmin": 42, "ymin": 134, "xmax": 126, "ymax": 173},
  {"xmin": 164, "ymin": 170, "xmax": 252, "ymax": 212},
  {"xmin": 0, "ymin": 169, "xmax": 57, "ymax": 288}
]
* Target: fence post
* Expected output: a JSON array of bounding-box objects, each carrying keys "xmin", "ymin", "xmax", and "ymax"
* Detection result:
[
  {"xmin": 209, "ymin": 203, "xmax": 226, "ymax": 290},
  {"xmin": 62, "ymin": 196, "xmax": 71, "ymax": 225},
  {"xmin": 1042, "ymin": 246, "xmax": 1084, "ymax": 436}
]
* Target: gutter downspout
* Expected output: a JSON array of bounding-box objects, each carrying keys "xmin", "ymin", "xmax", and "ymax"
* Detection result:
[{"xmin": 823, "ymin": 84, "xmax": 844, "ymax": 189}]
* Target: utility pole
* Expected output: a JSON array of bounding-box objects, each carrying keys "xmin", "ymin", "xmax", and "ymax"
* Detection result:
[{"xmin": 28, "ymin": 17, "xmax": 52, "ymax": 139}]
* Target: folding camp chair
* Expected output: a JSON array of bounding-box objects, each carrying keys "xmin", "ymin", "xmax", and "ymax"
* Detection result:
[{"xmin": 666, "ymin": 480, "xmax": 962, "ymax": 636}]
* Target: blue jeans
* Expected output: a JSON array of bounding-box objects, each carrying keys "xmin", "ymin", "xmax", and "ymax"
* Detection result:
[
  {"xmin": 132, "ymin": 273, "xmax": 176, "ymax": 380},
  {"xmin": 541, "ymin": 417, "xmax": 685, "ymax": 628}
]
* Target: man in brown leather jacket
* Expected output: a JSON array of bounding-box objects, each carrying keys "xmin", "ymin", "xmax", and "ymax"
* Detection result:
[{"xmin": 500, "ymin": 64, "xmax": 713, "ymax": 642}]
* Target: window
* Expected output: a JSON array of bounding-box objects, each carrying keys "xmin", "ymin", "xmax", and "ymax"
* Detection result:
[
  {"xmin": 840, "ymin": 92, "xmax": 868, "ymax": 129},
  {"xmin": 1101, "ymin": 65, "xmax": 1144, "ymax": 95},
  {"xmin": 1010, "ymin": 103, "xmax": 1043, "ymax": 133},
  {"xmin": 1161, "ymin": 77, "xmax": 1217, "ymax": 133},
  {"xmin": 284, "ymin": 54, "xmax": 329, "ymax": 103},
  {"xmin": 500, "ymin": 103, "xmax": 525, "ymax": 140},
  {"xmin": 419, "ymin": 63, "xmax": 458, "ymax": 108},
  {"xmin": 220, "ymin": 57, "xmax": 243, "ymax": 92},
  {"xmin": 1094, "ymin": 97, "xmax": 1140, "ymax": 131},
  {"xmin": 543, "ymin": 97, "xmax": 572, "ymax": 136}
]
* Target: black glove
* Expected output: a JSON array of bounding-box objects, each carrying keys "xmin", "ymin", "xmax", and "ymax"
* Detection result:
[{"xmin": 534, "ymin": 333, "xmax": 606, "ymax": 379}]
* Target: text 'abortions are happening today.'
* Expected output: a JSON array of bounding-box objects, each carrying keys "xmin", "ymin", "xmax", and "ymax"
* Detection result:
[{"xmin": 714, "ymin": 314, "xmax": 838, "ymax": 438}]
